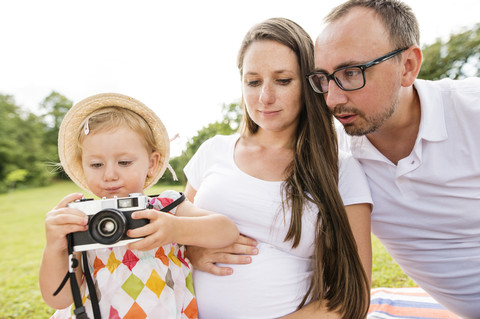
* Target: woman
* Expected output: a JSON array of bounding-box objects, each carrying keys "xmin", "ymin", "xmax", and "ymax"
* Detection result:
[{"xmin": 184, "ymin": 18, "xmax": 372, "ymax": 319}]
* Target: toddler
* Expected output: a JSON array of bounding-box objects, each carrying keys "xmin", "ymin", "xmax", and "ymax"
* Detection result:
[{"xmin": 39, "ymin": 93, "xmax": 238, "ymax": 318}]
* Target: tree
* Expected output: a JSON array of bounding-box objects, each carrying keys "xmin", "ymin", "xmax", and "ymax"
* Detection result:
[
  {"xmin": 39, "ymin": 91, "xmax": 73, "ymax": 178},
  {"xmin": 40, "ymin": 91, "xmax": 73, "ymax": 133},
  {"xmin": 0, "ymin": 95, "xmax": 21, "ymax": 191},
  {"xmin": 6, "ymin": 169, "xmax": 28, "ymax": 190},
  {"xmin": 0, "ymin": 94, "xmax": 52, "ymax": 192},
  {"xmin": 162, "ymin": 102, "xmax": 242, "ymax": 185},
  {"xmin": 419, "ymin": 23, "xmax": 480, "ymax": 80}
]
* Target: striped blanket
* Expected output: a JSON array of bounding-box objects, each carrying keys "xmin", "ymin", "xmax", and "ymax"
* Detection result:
[{"xmin": 368, "ymin": 287, "xmax": 460, "ymax": 319}]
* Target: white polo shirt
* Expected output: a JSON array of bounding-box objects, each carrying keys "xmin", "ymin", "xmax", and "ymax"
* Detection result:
[{"xmin": 337, "ymin": 77, "xmax": 480, "ymax": 319}]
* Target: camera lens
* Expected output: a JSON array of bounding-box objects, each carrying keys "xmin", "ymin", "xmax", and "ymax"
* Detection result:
[
  {"xmin": 89, "ymin": 209, "xmax": 126, "ymax": 245},
  {"xmin": 97, "ymin": 217, "xmax": 117, "ymax": 237}
]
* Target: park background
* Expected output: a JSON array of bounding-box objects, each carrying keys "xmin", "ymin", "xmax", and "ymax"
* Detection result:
[{"xmin": 1, "ymin": 0, "xmax": 479, "ymax": 317}]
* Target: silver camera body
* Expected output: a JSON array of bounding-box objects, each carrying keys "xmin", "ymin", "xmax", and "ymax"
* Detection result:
[{"xmin": 68, "ymin": 193, "xmax": 151, "ymax": 252}]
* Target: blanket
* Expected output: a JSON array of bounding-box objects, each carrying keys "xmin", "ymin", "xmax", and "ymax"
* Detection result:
[{"xmin": 368, "ymin": 287, "xmax": 460, "ymax": 319}]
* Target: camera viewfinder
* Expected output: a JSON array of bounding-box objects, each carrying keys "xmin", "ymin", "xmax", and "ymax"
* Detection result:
[{"xmin": 118, "ymin": 198, "xmax": 138, "ymax": 208}]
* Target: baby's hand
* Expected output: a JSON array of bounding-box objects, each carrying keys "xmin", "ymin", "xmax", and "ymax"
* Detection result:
[
  {"xmin": 44, "ymin": 193, "xmax": 88, "ymax": 253},
  {"xmin": 127, "ymin": 209, "xmax": 178, "ymax": 251}
]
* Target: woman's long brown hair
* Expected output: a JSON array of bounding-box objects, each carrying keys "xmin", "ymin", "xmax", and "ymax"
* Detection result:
[{"xmin": 237, "ymin": 18, "xmax": 370, "ymax": 318}]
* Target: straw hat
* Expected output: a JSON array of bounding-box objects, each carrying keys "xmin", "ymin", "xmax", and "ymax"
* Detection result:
[{"xmin": 58, "ymin": 93, "xmax": 170, "ymax": 193}]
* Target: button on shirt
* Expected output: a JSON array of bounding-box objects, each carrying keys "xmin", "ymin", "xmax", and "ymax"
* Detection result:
[{"xmin": 337, "ymin": 77, "xmax": 480, "ymax": 319}]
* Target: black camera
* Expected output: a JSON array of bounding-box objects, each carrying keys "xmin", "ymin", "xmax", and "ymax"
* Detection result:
[{"xmin": 68, "ymin": 193, "xmax": 151, "ymax": 252}]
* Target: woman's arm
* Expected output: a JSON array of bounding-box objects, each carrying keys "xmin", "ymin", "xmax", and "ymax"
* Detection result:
[
  {"xmin": 344, "ymin": 203, "xmax": 372, "ymax": 284},
  {"xmin": 281, "ymin": 202, "xmax": 372, "ymax": 318},
  {"xmin": 39, "ymin": 193, "xmax": 87, "ymax": 309}
]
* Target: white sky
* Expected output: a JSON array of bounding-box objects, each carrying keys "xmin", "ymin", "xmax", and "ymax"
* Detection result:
[{"xmin": 1, "ymin": 0, "xmax": 479, "ymax": 156}]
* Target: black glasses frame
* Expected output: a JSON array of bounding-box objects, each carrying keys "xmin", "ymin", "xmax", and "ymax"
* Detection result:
[{"xmin": 306, "ymin": 47, "xmax": 409, "ymax": 94}]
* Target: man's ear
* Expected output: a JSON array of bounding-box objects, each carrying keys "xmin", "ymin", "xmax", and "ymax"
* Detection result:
[{"xmin": 401, "ymin": 46, "xmax": 422, "ymax": 87}]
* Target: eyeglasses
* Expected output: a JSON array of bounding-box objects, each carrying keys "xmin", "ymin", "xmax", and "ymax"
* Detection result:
[{"xmin": 306, "ymin": 47, "xmax": 408, "ymax": 94}]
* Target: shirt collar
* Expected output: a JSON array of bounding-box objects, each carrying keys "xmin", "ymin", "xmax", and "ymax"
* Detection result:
[{"xmin": 414, "ymin": 79, "xmax": 448, "ymax": 142}]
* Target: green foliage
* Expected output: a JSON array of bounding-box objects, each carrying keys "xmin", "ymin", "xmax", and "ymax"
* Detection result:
[
  {"xmin": 40, "ymin": 91, "xmax": 73, "ymax": 132},
  {"xmin": 0, "ymin": 91, "xmax": 72, "ymax": 193},
  {"xmin": 166, "ymin": 102, "xmax": 242, "ymax": 185},
  {"xmin": 185, "ymin": 102, "xmax": 242, "ymax": 159},
  {"xmin": 419, "ymin": 23, "xmax": 480, "ymax": 80},
  {"xmin": 39, "ymin": 92, "xmax": 73, "ymax": 178},
  {"xmin": 0, "ymin": 95, "xmax": 50, "ymax": 192},
  {"xmin": 6, "ymin": 169, "xmax": 29, "ymax": 189}
]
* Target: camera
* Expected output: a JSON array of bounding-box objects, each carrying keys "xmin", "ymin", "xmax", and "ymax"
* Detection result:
[{"xmin": 68, "ymin": 193, "xmax": 151, "ymax": 252}]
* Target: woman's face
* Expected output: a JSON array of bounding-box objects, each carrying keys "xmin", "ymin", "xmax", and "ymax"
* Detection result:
[{"xmin": 241, "ymin": 40, "xmax": 303, "ymax": 135}]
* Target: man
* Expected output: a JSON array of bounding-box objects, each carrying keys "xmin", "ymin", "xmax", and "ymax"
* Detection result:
[{"xmin": 306, "ymin": 0, "xmax": 480, "ymax": 318}]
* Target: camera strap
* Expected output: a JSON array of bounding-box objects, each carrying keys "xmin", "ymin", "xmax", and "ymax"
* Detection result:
[
  {"xmin": 82, "ymin": 250, "xmax": 101, "ymax": 319},
  {"xmin": 157, "ymin": 192, "xmax": 186, "ymax": 212},
  {"xmin": 53, "ymin": 234, "xmax": 101, "ymax": 319}
]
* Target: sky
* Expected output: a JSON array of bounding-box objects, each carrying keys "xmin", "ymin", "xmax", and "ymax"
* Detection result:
[{"xmin": 1, "ymin": 0, "xmax": 479, "ymax": 156}]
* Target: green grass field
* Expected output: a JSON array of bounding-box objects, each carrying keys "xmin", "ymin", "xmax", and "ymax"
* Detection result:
[{"xmin": 0, "ymin": 181, "xmax": 414, "ymax": 318}]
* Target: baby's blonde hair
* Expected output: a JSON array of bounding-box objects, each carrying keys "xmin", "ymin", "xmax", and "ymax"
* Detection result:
[{"xmin": 73, "ymin": 107, "xmax": 158, "ymax": 172}]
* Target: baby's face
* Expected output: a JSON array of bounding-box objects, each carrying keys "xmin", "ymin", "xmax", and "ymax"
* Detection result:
[{"xmin": 81, "ymin": 127, "xmax": 159, "ymax": 198}]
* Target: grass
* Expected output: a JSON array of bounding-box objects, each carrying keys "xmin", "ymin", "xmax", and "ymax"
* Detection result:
[
  {"xmin": 372, "ymin": 235, "xmax": 416, "ymax": 288},
  {"xmin": 0, "ymin": 181, "xmax": 414, "ymax": 318}
]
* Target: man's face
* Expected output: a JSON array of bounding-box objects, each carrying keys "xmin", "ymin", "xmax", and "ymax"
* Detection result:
[{"xmin": 314, "ymin": 7, "xmax": 403, "ymax": 136}]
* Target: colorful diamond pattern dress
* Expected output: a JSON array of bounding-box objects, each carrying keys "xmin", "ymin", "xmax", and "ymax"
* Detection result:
[{"xmin": 51, "ymin": 191, "xmax": 198, "ymax": 319}]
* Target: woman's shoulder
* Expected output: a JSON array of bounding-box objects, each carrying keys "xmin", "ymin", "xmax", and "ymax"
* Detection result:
[
  {"xmin": 195, "ymin": 133, "xmax": 240, "ymax": 155},
  {"xmin": 203, "ymin": 133, "xmax": 239, "ymax": 147}
]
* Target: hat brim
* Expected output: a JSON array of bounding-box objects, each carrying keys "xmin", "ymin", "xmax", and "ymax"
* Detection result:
[{"xmin": 58, "ymin": 93, "xmax": 170, "ymax": 193}]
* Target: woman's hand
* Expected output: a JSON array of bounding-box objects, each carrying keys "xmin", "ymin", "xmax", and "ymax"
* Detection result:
[{"xmin": 186, "ymin": 234, "xmax": 258, "ymax": 276}]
